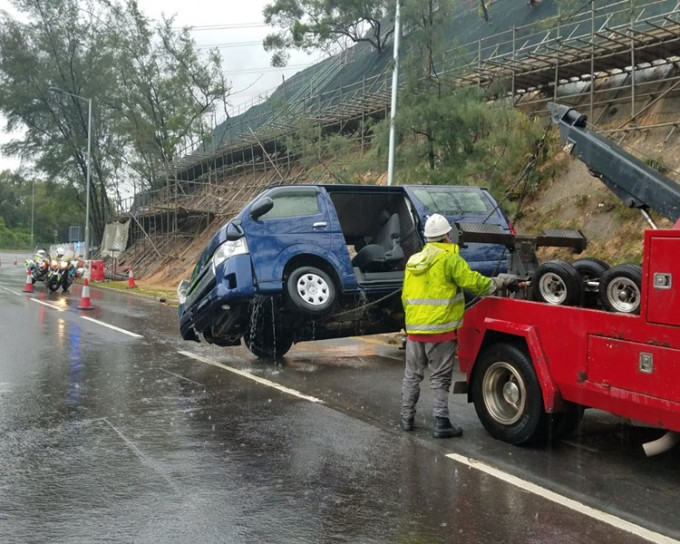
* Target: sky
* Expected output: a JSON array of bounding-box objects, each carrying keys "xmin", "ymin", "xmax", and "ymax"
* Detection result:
[{"xmin": 0, "ymin": 0, "xmax": 322, "ymax": 172}]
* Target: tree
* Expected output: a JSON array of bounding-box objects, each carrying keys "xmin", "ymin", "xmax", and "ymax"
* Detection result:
[
  {"xmin": 0, "ymin": 0, "xmax": 229, "ymax": 243},
  {"xmin": 263, "ymin": 0, "xmax": 395, "ymax": 67}
]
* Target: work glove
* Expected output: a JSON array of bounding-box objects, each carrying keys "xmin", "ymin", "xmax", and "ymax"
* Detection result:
[{"xmin": 491, "ymin": 274, "xmax": 520, "ymax": 293}]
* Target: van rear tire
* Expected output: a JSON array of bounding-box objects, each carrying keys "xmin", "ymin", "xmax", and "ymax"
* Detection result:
[{"xmin": 286, "ymin": 266, "xmax": 336, "ymax": 316}]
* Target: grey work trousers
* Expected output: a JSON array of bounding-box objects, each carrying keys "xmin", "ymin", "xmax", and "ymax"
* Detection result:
[{"xmin": 401, "ymin": 339, "xmax": 456, "ymax": 420}]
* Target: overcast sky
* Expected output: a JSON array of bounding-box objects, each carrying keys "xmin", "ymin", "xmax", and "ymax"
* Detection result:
[{"xmin": 0, "ymin": 0, "xmax": 321, "ymax": 172}]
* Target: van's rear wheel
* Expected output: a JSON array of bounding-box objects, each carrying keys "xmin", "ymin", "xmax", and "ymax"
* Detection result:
[
  {"xmin": 286, "ymin": 266, "xmax": 336, "ymax": 315},
  {"xmin": 472, "ymin": 343, "xmax": 548, "ymax": 445}
]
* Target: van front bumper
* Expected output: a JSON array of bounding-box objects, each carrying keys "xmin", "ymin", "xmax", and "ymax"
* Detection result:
[{"xmin": 179, "ymin": 254, "xmax": 256, "ymax": 341}]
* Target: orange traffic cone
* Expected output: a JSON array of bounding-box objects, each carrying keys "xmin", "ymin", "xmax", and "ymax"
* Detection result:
[
  {"xmin": 126, "ymin": 267, "xmax": 137, "ymax": 289},
  {"xmin": 78, "ymin": 276, "xmax": 94, "ymax": 310},
  {"xmin": 23, "ymin": 269, "xmax": 34, "ymax": 293}
]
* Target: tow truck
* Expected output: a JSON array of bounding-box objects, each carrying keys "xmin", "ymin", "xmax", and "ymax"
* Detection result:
[{"xmin": 454, "ymin": 102, "xmax": 680, "ymax": 455}]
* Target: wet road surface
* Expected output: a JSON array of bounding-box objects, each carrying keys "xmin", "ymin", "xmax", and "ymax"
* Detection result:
[{"xmin": 1, "ymin": 251, "xmax": 679, "ymax": 543}]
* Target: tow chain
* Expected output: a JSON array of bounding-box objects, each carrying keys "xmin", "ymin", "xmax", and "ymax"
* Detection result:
[{"xmin": 327, "ymin": 287, "xmax": 402, "ymax": 319}]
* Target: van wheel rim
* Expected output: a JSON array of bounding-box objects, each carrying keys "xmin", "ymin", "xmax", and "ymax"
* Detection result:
[
  {"xmin": 297, "ymin": 273, "xmax": 330, "ymax": 306},
  {"xmin": 606, "ymin": 277, "xmax": 640, "ymax": 313}
]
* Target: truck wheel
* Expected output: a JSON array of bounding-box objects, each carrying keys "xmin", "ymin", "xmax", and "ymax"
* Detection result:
[
  {"xmin": 243, "ymin": 299, "xmax": 294, "ymax": 358},
  {"xmin": 572, "ymin": 258, "xmax": 609, "ymax": 308},
  {"xmin": 598, "ymin": 264, "xmax": 642, "ymax": 314},
  {"xmin": 472, "ymin": 343, "xmax": 548, "ymax": 445},
  {"xmin": 286, "ymin": 266, "xmax": 336, "ymax": 315},
  {"xmin": 531, "ymin": 260, "xmax": 582, "ymax": 306}
]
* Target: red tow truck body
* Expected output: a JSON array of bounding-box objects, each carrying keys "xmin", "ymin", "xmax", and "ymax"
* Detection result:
[
  {"xmin": 458, "ymin": 226, "xmax": 680, "ymax": 432},
  {"xmin": 455, "ymin": 104, "xmax": 680, "ymax": 449}
]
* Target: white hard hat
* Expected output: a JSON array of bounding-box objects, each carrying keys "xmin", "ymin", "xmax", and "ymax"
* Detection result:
[
  {"xmin": 424, "ymin": 214, "xmax": 452, "ymax": 239},
  {"xmin": 56, "ymin": 247, "xmax": 65, "ymax": 256}
]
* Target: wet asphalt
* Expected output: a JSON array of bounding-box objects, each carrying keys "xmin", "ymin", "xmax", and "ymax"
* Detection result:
[{"xmin": 1, "ymin": 251, "xmax": 679, "ymax": 544}]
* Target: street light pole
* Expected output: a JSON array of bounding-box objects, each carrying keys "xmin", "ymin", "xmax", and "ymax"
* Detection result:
[{"xmin": 48, "ymin": 87, "xmax": 92, "ymax": 261}]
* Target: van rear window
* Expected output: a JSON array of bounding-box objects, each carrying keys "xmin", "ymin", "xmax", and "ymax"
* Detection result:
[{"xmin": 411, "ymin": 187, "xmax": 492, "ymax": 216}]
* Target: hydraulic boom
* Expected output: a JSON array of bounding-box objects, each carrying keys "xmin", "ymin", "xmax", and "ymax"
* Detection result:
[{"xmin": 548, "ymin": 102, "xmax": 680, "ymax": 225}]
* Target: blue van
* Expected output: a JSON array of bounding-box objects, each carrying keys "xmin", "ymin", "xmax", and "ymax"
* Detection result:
[{"xmin": 178, "ymin": 184, "xmax": 513, "ymax": 357}]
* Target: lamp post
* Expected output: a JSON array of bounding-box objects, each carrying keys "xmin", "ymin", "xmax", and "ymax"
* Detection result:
[{"xmin": 48, "ymin": 87, "xmax": 92, "ymax": 261}]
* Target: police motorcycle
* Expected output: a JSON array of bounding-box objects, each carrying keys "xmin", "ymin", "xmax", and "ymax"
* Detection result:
[
  {"xmin": 24, "ymin": 249, "xmax": 51, "ymax": 286},
  {"xmin": 46, "ymin": 248, "xmax": 79, "ymax": 293}
]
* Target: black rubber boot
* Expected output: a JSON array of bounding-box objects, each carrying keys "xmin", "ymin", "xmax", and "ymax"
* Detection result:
[
  {"xmin": 400, "ymin": 417, "xmax": 414, "ymax": 431},
  {"xmin": 433, "ymin": 417, "xmax": 463, "ymax": 438}
]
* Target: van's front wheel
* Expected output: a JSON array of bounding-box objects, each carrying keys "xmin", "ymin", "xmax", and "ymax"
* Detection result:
[
  {"xmin": 286, "ymin": 266, "xmax": 336, "ymax": 315},
  {"xmin": 243, "ymin": 299, "xmax": 293, "ymax": 358}
]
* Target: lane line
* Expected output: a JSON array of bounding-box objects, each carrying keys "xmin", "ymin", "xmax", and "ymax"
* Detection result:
[
  {"xmin": 178, "ymin": 350, "xmax": 323, "ymax": 404},
  {"xmin": 80, "ymin": 316, "xmax": 144, "ymax": 338},
  {"xmin": 447, "ymin": 452, "xmax": 680, "ymax": 544},
  {"xmin": 0, "ymin": 285, "xmax": 22, "ymax": 296},
  {"xmin": 30, "ymin": 298, "xmax": 65, "ymax": 311}
]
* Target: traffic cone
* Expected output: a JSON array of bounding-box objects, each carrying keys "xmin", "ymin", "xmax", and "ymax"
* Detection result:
[
  {"xmin": 126, "ymin": 267, "xmax": 137, "ymax": 289},
  {"xmin": 23, "ymin": 269, "xmax": 34, "ymax": 293},
  {"xmin": 77, "ymin": 276, "xmax": 94, "ymax": 310},
  {"xmin": 14, "ymin": 257, "xmax": 18, "ymax": 266}
]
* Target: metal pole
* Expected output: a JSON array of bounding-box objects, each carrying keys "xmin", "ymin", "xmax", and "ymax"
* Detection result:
[
  {"xmin": 387, "ymin": 0, "xmax": 401, "ymax": 186},
  {"xmin": 85, "ymin": 97, "xmax": 91, "ymax": 261},
  {"xmin": 48, "ymin": 87, "xmax": 92, "ymax": 261},
  {"xmin": 30, "ymin": 178, "xmax": 35, "ymax": 250}
]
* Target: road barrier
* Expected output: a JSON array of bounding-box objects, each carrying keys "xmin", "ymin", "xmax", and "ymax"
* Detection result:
[{"xmin": 90, "ymin": 260, "xmax": 106, "ymax": 282}]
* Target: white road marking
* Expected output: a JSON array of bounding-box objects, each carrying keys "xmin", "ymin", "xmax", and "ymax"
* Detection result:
[
  {"xmin": 0, "ymin": 285, "xmax": 22, "ymax": 296},
  {"xmin": 80, "ymin": 316, "xmax": 144, "ymax": 338},
  {"xmin": 178, "ymin": 350, "xmax": 324, "ymax": 404},
  {"xmin": 447, "ymin": 452, "xmax": 680, "ymax": 544},
  {"xmin": 30, "ymin": 298, "xmax": 65, "ymax": 311}
]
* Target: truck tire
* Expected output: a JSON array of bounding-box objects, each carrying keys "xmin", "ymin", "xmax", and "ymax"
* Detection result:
[
  {"xmin": 471, "ymin": 343, "xmax": 549, "ymax": 445},
  {"xmin": 531, "ymin": 260, "xmax": 583, "ymax": 306},
  {"xmin": 572, "ymin": 258, "xmax": 609, "ymax": 308},
  {"xmin": 598, "ymin": 264, "xmax": 642, "ymax": 314},
  {"xmin": 286, "ymin": 266, "xmax": 336, "ymax": 316},
  {"xmin": 243, "ymin": 298, "xmax": 294, "ymax": 358}
]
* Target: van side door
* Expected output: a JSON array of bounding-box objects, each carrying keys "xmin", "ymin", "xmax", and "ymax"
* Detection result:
[{"xmin": 245, "ymin": 186, "xmax": 332, "ymax": 293}]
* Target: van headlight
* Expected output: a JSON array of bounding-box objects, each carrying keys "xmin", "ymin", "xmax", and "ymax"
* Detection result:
[{"xmin": 212, "ymin": 238, "xmax": 248, "ymax": 269}]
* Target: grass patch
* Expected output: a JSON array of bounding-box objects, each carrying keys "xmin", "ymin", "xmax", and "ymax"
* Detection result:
[{"xmin": 91, "ymin": 280, "xmax": 178, "ymax": 304}]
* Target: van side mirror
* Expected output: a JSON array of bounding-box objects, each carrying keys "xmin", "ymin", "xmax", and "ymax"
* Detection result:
[
  {"xmin": 226, "ymin": 220, "xmax": 244, "ymax": 241},
  {"xmin": 249, "ymin": 197, "xmax": 274, "ymax": 220}
]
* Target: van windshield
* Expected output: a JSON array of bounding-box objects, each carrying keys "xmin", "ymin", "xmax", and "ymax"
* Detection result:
[{"xmin": 410, "ymin": 187, "xmax": 492, "ymax": 216}]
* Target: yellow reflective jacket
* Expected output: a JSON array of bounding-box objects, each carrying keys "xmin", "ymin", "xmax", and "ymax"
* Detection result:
[{"xmin": 402, "ymin": 242, "xmax": 493, "ymax": 335}]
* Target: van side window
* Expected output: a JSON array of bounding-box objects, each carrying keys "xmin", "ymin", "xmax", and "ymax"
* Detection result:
[{"xmin": 260, "ymin": 193, "xmax": 320, "ymax": 219}]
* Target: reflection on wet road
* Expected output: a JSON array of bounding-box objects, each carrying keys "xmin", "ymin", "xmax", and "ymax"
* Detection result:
[{"xmin": 1, "ymin": 251, "xmax": 679, "ymax": 544}]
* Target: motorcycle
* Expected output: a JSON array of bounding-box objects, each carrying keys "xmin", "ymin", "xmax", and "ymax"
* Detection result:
[
  {"xmin": 46, "ymin": 258, "xmax": 78, "ymax": 293},
  {"xmin": 24, "ymin": 257, "xmax": 51, "ymax": 286}
]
